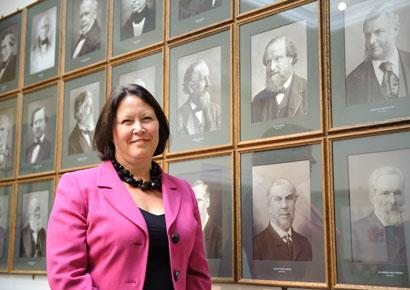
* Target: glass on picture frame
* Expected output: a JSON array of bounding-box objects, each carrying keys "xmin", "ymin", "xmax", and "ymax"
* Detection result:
[
  {"xmin": 330, "ymin": 0, "xmax": 410, "ymax": 128},
  {"xmin": 0, "ymin": 184, "xmax": 12, "ymax": 271},
  {"xmin": 169, "ymin": 30, "xmax": 231, "ymax": 153},
  {"xmin": 61, "ymin": 70, "xmax": 105, "ymax": 170},
  {"xmin": 111, "ymin": 51, "xmax": 163, "ymax": 107},
  {"xmin": 19, "ymin": 85, "xmax": 57, "ymax": 176},
  {"xmin": 332, "ymin": 130, "xmax": 410, "ymax": 288},
  {"xmin": 0, "ymin": 96, "xmax": 17, "ymax": 180},
  {"xmin": 112, "ymin": 0, "xmax": 163, "ymax": 56},
  {"xmin": 65, "ymin": 0, "xmax": 107, "ymax": 72},
  {"xmin": 240, "ymin": 2, "xmax": 321, "ymax": 142},
  {"xmin": 240, "ymin": 143, "xmax": 325, "ymax": 285},
  {"xmin": 13, "ymin": 178, "xmax": 53, "ymax": 272},
  {"xmin": 168, "ymin": 154, "xmax": 233, "ymax": 279},
  {"xmin": 239, "ymin": 0, "xmax": 279, "ymax": 14},
  {"xmin": 169, "ymin": 0, "xmax": 231, "ymax": 38},
  {"xmin": 0, "ymin": 12, "xmax": 21, "ymax": 94},
  {"xmin": 24, "ymin": 0, "xmax": 60, "ymax": 86}
]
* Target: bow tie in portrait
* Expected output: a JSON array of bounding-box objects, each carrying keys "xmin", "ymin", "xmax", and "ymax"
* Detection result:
[
  {"xmin": 132, "ymin": 10, "xmax": 146, "ymax": 24},
  {"xmin": 40, "ymin": 38, "xmax": 50, "ymax": 46},
  {"xmin": 273, "ymin": 87, "xmax": 286, "ymax": 96},
  {"xmin": 79, "ymin": 33, "xmax": 86, "ymax": 41},
  {"xmin": 34, "ymin": 139, "xmax": 42, "ymax": 145}
]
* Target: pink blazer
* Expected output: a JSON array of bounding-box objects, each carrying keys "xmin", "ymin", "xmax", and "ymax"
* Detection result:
[{"xmin": 47, "ymin": 161, "xmax": 211, "ymax": 290}]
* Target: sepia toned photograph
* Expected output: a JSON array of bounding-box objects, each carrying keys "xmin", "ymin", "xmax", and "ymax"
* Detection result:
[
  {"xmin": 0, "ymin": 185, "xmax": 11, "ymax": 270},
  {"xmin": 168, "ymin": 155, "xmax": 233, "ymax": 279},
  {"xmin": 19, "ymin": 86, "xmax": 57, "ymax": 176},
  {"xmin": 13, "ymin": 179, "xmax": 53, "ymax": 271},
  {"xmin": 62, "ymin": 70, "xmax": 105, "ymax": 170},
  {"xmin": 65, "ymin": 0, "xmax": 107, "ymax": 72},
  {"xmin": 0, "ymin": 99, "xmax": 16, "ymax": 180}
]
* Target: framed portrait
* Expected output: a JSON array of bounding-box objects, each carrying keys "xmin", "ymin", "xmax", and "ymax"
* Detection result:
[
  {"xmin": 330, "ymin": 0, "xmax": 410, "ymax": 128},
  {"xmin": 19, "ymin": 85, "xmax": 57, "ymax": 176},
  {"xmin": 169, "ymin": 0, "xmax": 231, "ymax": 38},
  {"xmin": 61, "ymin": 70, "xmax": 105, "ymax": 170},
  {"xmin": 0, "ymin": 12, "xmax": 21, "ymax": 94},
  {"xmin": 240, "ymin": 2, "xmax": 320, "ymax": 142},
  {"xmin": 112, "ymin": 0, "xmax": 163, "ymax": 56},
  {"xmin": 13, "ymin": 178, "xmax": 53, "ymax": 272},
  {"xmin": 168, "ymin": 154, "xmax": 233, "ymax": 279},
  {"xmin": 240, "ymin": 143, "xmax": 325, "ymax": 285},
  {"xmin": 24, "ymin": 0, "xmax": 60, "ymax": 86},
  {"xmin": 239, "ymin": 0, "xmax": 278, "ymax": 14},
  {"xmin": 169, "ymin": 30, "xmax": 231, "ymax": 152},
  {"xmin": 332, "ymin": 130, "xmax": 410, "ymax": 288},
  {"xmin": 65, "ymin": 0, "xmax": 107, "ymax": 72},
  {"xmin": 111, "ymin": 51, "xmax": 163, "ymax": 107},
  {"xmin": 0, "ymin": 96, "xmax": 17, "ymax": 180},
  {"xmin": 0, "ymin": 184, "xmax": 12, "ymax": 271}
]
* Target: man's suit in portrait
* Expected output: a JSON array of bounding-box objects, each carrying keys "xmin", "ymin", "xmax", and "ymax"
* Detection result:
[
  {"xmin": 68, "ymin": 124, "xmax": 93, "ymax": 155},
  {"xmin": 251, "ymin": 73, "xmax": 308, "ymax": 123},
  {"xmin": 253, "ymin": 224, "xmax": 312, "ymax": 261},
  {"xmin": 25, "ymin": 137, "xmax": 52, "ymax": 164},
  {"xmin": 179, "ymin": 0, "xmax": 222, "ymax": 20},
  {"xmin": 0, "ymin": 54, "xmax": 17, "ymax": 83},
  {"xmin": 346, "ymin": 50, "xmax": 410, "ymax": 106},
  {"xmin": 351, "ymin": 212, "xmax": 407, "ymax": 264},
  {"xmin": 177, "ymin": 99, "xmax": 221, "ymax": 135},
  {"xmin": 0, "ymin": 226, "xmax": 5, "ymax": 258},
  {"xmin": 121, "ymin": 7, "xmax": 155, "ymax": 41},
  {"xmin": 203, "ymin": 217, "xmax": 222, "ymax": 259},
  {"xmin": 72, "ymin": 20, "xmax": 101, "ymax": 58},
  {"xmin": 19, "ymin": 225, "xmax": 46, "ymax": 258}
]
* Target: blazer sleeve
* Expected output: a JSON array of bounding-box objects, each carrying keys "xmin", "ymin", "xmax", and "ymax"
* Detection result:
[
  {"xmin": 185, "ymin": 181, "xmax": 212, "ymax": 290},
  {"xmin": 46, "ymin": 173, "xmax": 97, "ymax": 290}
]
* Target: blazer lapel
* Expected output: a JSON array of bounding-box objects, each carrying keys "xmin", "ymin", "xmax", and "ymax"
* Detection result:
[
  {"xmin": 98, "ymin": 161, "xmax": 148, "ymax": 236},
  {"xmin": 161, "ymin": 173, "xmax": 182, "ymax": 233}
]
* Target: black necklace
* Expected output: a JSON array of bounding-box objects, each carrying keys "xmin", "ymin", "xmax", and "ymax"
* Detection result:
[{"xmin": 112, "ymin": 159, "xmax": 162, "ymax": 191}]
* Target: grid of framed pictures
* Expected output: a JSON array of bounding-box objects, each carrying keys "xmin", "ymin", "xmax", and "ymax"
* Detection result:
[{"xmin": 0, "ymin": 0, "xmax": 408, "ymax": 289}]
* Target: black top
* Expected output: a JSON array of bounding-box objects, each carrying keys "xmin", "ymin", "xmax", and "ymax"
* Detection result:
[{"xmin": 140, "ymin": 208, "xmax": 174, "ymax": 290}]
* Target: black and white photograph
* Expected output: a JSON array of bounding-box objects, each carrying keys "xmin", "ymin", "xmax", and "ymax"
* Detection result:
[
  {"xmin": 0, "ymin": 97, "xmax": 16, "ymax": 179},
  {"xmin": 19, "ymin": 85, "xmax": 57, "ymax": 176},
  {"xmin": 332, "ymin": 130, "xmax": 410, "ymax": 288},
  {"xmin": 65, "ymin": 0, "xmax": 107, "ymax": 72},
  {"xmin": 239, "ymin": 0, "xmax": 278, "ymax": 14},
  {"xmin": 0, "ymin": 13, "xmax": 21, "ymax": 94},
  {"xmin": 169, "ymin": 0, "xmax": 231, "ymax": 38},
  {"xmin": 113, "ymin": 0, "xmax": 162, "ymax": 56},
  {"xmin": 169, "ymin": 31, "xmax": 230, "ymax": 152},
  {"xmin": 13, "ymin": 179, "xmax": 53, "ymax": 271},
  {"xmin": 168, "ymin": 155, "xmax": 233, "ymax": 279},
  {"xmin": 0, "ymin": 185, "xmax": 11, "ymax": 270},
  {"xmin": 240, "ymin": 2, "xmax": 320, "ymax": 141},
  {"xmin": 62, "ymin": 70, "xmax": 104, "ymax": 170},
  {"xmin": 330, "ymin": 0, "xmax": 410, "ymax": 127},
  {"xmin": 240, "ymin": 144, "xmax": 325, "ymax": 284}
]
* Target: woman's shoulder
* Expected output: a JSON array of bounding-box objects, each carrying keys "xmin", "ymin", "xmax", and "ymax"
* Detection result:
[{"xmin": 59, "ymin": 162, "xmax": 108, "ymax": 186}]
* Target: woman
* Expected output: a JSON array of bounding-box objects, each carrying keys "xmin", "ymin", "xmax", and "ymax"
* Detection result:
[{"xmin": 47, "ymin": 84, "xmax": 211, "ymax": 290}]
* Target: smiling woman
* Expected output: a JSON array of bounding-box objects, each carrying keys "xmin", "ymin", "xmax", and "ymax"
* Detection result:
[{"xmin": 46, "ymin": 84, "xmax": 211, "ymax": 290}]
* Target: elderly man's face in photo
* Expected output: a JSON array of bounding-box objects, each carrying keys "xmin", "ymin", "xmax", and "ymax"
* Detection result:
[
  {"xmin": 38, "ymin": 16, "xmax": 51, "ymax": 43},
  {"xmin": 32, "ymin": 108, "xmax": 47, "ymax": 140},
  {"xmin": 363, "ymin": 14, "xmax": 398, "ymax": 61},
  {"xmin": 193, "ymin": 183, "xmax": 210, "ymax": 222},
  {"xmin": 76, "ymin": 94, "xmax": 95, "ymax": 131},
  {"xmin": 28, "ymin": 198, "xmax": 43, "ymax": 233},
  {"xmin": 189, "ymin": 62, "xmax": 211, "ymax": 106},
  {"xmin": 79, "ymin": 0, "xmax": 97, "ymax": 34},
  {"xmin": 0, "ymin": 34, "xmax": 14, "ymax": 62},
  {"xmin": 131, "ymin": 0, "xmax": 147, "ymax": 13},
  {"xmin": 268, "ymin": 182, "xmax": 297, "ymax": 232},
  {"xmin": 370, "ymin": 173, "xmax": 404, "ymax": 225},
  {"xmin": 0, "ymin": 115, "xmax": 9, "ymax": 148},
  {"xmin": 264, "ymin": 38, "xmax": 293, "ymax": 92}
]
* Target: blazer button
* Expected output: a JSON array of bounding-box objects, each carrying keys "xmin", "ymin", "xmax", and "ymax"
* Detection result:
[
  {"xmin": 171, "ymin": 233, "xmax": 180, "ymax": 244},
  {"xmin": 173, "ymin": 270, "xmax": 180, "ymax": 281}
]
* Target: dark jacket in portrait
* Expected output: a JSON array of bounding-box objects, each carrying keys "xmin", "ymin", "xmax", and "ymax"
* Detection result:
[
  {"xmin": 346, "ymin": 49, "xmax": 410, "ymax": 106},
  {"xmin": 19, "ymin": 225, "xmax": 46, "ymax": 258},
  {"xmin": 25, "ymin": 137, "xmax": 52, "ymax": 164},
  {"xmin": 0, "ymin": 145, "xmax": 13, "ymax": 177},
  {"xmin": 72, "ymin": 20, "xmax": 101, "ymax": 58},
  {"xmin": 177, "ymin": 99, "xmax": 221, "ymax": 136},
  {"xmin": 251, "ymin": 73, "xmax": 308, "ymax": 123},
  {"xmin": 120, "ymin": 7, "xmax": 155, "ymax": 41},
  {"xmin": 179, "ymin": 0, "xmax": 222, "ymax": 20},
  {"xmin": 0, "ymin": 226, "xmax": 5, "ymax": 258},
  {"xmin": 253, "ymin": 224, "xmax": 312, "ymax": 261},
  {"xmin": 0, "ymin": 54, "xmax": 17, "ymax": 84},
  {"xmin": 352, "ymin": 212, "xmax": 407, "ymax": 264},
  {"xmin": 203, "ymin": 217, "xmax": 222, "ymax": 259},
  {"xmin": 68, "ymin": 124, "xmax": 93, "ymax": 155}
]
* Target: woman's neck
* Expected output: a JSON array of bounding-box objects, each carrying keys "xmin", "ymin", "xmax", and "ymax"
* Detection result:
[{"xmin": 115, "ymin": 156, "xmax": 152, "ymax": 181}]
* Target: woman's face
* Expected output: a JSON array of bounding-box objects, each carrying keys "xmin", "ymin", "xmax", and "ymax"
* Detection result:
[{"xmin": 112, "ymin": 95, "xmax": 159, "ymax": 166}]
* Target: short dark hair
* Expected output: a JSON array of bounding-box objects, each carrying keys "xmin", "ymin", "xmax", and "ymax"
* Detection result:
[
  {"xmin": 74, "ymin": 91, "xmax": 92, "ymax": 114},
  {"xmin": 30, "ymin": 106, "xmax": 48, "ymax": 127},
  {"xmin": 94, "ymin": 84, "xmax": 169, "ymax": 161},
  {"xmin": 263, "ymin": 35, "xmax": 298, "ymax": 66}
]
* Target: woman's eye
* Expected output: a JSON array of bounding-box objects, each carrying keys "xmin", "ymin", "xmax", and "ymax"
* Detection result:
[{"xmin": 121, "ymin": 119, "xmax": 131, "ymax": 124}]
